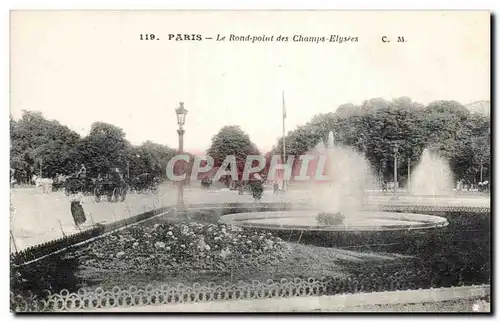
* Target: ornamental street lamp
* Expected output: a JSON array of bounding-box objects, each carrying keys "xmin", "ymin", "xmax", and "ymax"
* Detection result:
[
  {"xmin": 175, "ymin": 102, "xmax": 188, "ymax": 210},
  {"xmin": 480, "ymin": 158, "xmax": 483, "ymax": 183},
  {"xmin": 127, "ymin": 154, "xmax": 141, "ymax": 179},
  {"xmin": 38, "ymin": 158, "xmax": 43, "ymax": 178},
  {"xmin": 407, "ymin": 156, "xmax": 411, "ymax": 193}
]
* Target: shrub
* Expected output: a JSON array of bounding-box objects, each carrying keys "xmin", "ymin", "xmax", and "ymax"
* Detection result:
[{"xmin": 316, "ymin": 212, "xmax": 345, "ymax": 225}]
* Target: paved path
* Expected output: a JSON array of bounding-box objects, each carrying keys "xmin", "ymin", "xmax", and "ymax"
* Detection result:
[
  {"xmin": 10, "ymin": 185, "xmax": 490, "ymax": 252},
  {"xmin": 10, "ymin": 186, "xmax": 175, "ymax": 252}
]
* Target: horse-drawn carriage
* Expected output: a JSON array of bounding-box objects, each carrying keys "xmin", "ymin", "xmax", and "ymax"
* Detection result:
[
  {"xmin": 94, "ymin": 170, "xmax": 128, "ymax": 203},
  {"xmin": 129, "ymin": 173, "xmax": 159, "ymax": 194}
]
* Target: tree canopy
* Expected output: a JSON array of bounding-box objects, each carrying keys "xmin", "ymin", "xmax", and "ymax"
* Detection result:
[
  {"xmin": 10, "ymin": 111, "xmax": 177, "ymax": 183},
  {"xmin": 206, "ymin": 125, "xmax": 261, "ymax": 179},
  {"xmin": 271, "ymin": 98, "xmax": 490, "ymax": 184}
]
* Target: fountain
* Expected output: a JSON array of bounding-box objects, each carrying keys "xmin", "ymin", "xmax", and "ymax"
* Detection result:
[
  {"xmin": 410, "ymin": 148, "xmax": 453, "ymax": 196},
  {"xmin": 220, "ymin": 139, "xmax": 449, "ymax": 232}
]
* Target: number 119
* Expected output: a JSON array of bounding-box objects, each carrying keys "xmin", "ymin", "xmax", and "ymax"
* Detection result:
[{"xmin": 140, "ymin": 34, "xmax": 157, "ymax": 40}]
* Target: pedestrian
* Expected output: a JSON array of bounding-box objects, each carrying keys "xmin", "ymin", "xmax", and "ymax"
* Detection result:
[
  {"xmin": 251, "ymin": 179, "xmax": 264, "ymax": 201},
  {"xmin": 70, "ymin": 193, "xmax": 86, "ymax": 228},
  {"xmin": 238, "ymin": 181, "xmax": 244, "ymax": 195}
]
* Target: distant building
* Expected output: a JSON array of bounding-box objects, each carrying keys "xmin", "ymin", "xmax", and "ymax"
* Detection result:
[{"xmin": 465, "ymin": 100, "xmax": 490, "ymax": 117}]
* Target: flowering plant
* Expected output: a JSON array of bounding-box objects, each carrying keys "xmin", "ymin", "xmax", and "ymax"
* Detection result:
[{"xmin": 78, "ymin": 222, "xmax": 288, "ymax": 272}]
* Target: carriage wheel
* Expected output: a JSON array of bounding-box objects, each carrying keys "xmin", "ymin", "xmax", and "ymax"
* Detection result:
[
  {"xmin": 136, "ymin": 187, "xmax": 143, "ymax": 194},
  {"xmin": 94, "ymin": 187, "xmax": 101, "ymax": 203},
  {"xmin": 112, "ymin": 188, "xmax": 120, "ymax": 202},
  {"xmin": 151, "ymin": 185, "xmax": 159, "ymax": 194},
  {"xmin": 142, "ymin": 187, "xmax": 149, "ymax": 195}
]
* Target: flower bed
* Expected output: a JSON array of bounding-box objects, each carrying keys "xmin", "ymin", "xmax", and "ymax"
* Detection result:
[{"xmin": 75, "ymin": 222, "xmax": 289, "ymax": 273}]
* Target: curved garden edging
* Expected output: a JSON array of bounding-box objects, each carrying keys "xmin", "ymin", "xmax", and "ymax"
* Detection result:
[
  {"xmin": 86, "ymin": 284, "xmax": 491, "ymax": 312},
  {"xmin": 11, "ymin": 276, "xmax": 490, "ymax": 312}
]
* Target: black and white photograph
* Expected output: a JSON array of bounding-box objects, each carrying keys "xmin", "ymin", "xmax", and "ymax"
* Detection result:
[{"xmin": 9, "ymin": 10, "xmax": 491, "ymax": 313}]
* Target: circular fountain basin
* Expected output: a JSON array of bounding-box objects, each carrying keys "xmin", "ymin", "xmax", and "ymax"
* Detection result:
[{"xmin": 219, "ymin": 210, "xmax": 449, "ymax": 232}]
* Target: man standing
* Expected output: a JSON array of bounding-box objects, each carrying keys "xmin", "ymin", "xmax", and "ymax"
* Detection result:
[
  {"xmin": 78, "ymin": 164, "xmax": 87, "ymax": 178},
  {"xmin": 273, "ymin": 182, "xmax": 279, "ymax": 194}
]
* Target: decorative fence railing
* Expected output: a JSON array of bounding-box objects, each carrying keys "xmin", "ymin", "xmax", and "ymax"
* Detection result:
[
  {"xmin": 181, "ymin": 203, "xmax": 491, "ymax": 215},
  {"xmin": 10, "ymin": 207, "xmax": 170, "ymax": 265},
  {"xmin": 11, "ymin": 273, "xmax": 490, "ymax": 312},
  {"xmin": 10, "ymin": 227, "xmax": 104, "ymax": 265},
  {"xmin": 376, "ymin": 205, "xmax": 490, "ymax": 214}
]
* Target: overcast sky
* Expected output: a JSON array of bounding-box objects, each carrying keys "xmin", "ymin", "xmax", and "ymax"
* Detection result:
[{"xmin": 10, "ymin": 11, "xmax": 490, "ymax": 152}]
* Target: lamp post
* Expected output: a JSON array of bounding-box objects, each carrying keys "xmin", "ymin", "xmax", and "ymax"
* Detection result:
[
  {"xmin": 127, "ymin": 154, "xmax": 140, "ymax": 179},
  {"xmin": 175, "ymin": 102, "xmax": 188, "ymax": 210},
  {"xmin": 480, "ymin": 158, "xmax": 483, "ymax": 183},
  {"xmin": 39, "ymin": 158, "xmax": 43, "ymax": 178},
  {"xmin": 407, "ymin": 156, "xmax": 411, "ymax": 193}
]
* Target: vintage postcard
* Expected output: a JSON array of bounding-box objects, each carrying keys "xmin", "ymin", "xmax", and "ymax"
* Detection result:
[{"xmin": 10, "ymin": 10, "xmax": 491, "ymax": 313}]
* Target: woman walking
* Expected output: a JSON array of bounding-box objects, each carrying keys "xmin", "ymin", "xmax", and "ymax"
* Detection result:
[{"xmin": 70, "ymin": 192, "xmax": 87, "ymax": 229}]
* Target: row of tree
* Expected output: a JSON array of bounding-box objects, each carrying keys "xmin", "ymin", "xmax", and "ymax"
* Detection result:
[
  {"xmin": 268, "ymin": 98, "xmax": 490, "ymax": 184},
  {"xmin": 10, "ymin": 98, "xmax": 490, "ymax": 186},
  {"xmin": 10, "ymin": 111, "xmax": 178, "ymax": 184}
]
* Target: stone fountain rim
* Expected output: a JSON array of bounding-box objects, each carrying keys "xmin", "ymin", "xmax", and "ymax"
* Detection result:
[{"xmin": 218, "ymin": 209, "xmax": 450, "ymax": 232}]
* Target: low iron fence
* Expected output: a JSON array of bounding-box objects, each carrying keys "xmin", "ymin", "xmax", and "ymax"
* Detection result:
[
  {"xmin": 11, "ymin": 270, "xmax": 490, "ymax": 312},
  {"xmin": 377, "ymin": 205, "xmax": 490, "ymax": 214},
  {"xmin": 10, "ymin": 207, "xmax": 170, "ymax": 265},
  {"xmin": 10, "ymin": 227, "xmax": 104, "ymax": 264}
]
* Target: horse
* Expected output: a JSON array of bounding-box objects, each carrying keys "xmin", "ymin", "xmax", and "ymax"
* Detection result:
[{"xmin": 32, "ymin": 174, "xmax": 54, "ymax": 193}]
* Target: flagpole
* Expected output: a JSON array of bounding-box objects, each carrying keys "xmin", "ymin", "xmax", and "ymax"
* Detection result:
[{"xmin": 282, "ymin": 90, "xmax": 287, "ymax": 192}]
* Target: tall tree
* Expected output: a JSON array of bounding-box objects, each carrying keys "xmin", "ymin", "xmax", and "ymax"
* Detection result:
[
  {"xmin": 207, "ymin": 126, "xmax": 260, "ymax": 179},
  {"xmin": 70, "ymin": 122, "xmax": 129, "ymax": 176},
  {"xmin": 10, "ymin": 111, "xmax": 80, "ymax": 181},
  {"xmin": 126, "ymin": 141, "xmax": 177, "ymax": 179}
]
